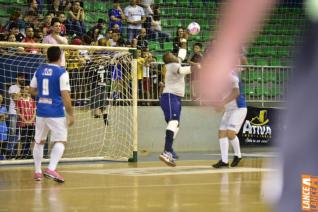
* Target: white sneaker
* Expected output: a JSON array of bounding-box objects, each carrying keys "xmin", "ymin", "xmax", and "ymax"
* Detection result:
[{"xmin": 159, "ymin": 151, "xmax": 176, "ymax": 167}]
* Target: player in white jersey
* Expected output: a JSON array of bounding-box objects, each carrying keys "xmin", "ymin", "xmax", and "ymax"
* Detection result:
[
  {"xmin": 159, "ymin": 48, "xmax": 191, "ymax": 167},
  {"xmin": 30, "ymin": 46, "xmax": 74, "ymax": 183},
  {"xmin": 212, "ymin": 71, "xmax": 247, "ymax": 168}
]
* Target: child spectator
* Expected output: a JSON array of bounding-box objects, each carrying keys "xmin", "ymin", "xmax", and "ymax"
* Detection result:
[
  {"xmin": 65, "ymin": 37, "xmax": 86, "ymax": 100},
  {"xmin": 0, "ymin": 94, "xmax": 8, "ymax": 160},
  {"xmin": 16, "ymin": 86, "xmax": 36, "ymax": 159},
  {"xmin": 142, "ymin": 51, "xmax": 154, "ymax": 99},
  {"xmin": 6, "ymin": 34, "xmax": 24, "ymax": 53},
  {"xmin": 188, "ymin": 42, "xmax": 203, "ymax": 99},
  {"xmin": 136, "ymin": 49, "xmax": 145, "ymax": 98},
  {"xmin": 9, "ymin": 23, "xmax": 25, "ymax": 42}
]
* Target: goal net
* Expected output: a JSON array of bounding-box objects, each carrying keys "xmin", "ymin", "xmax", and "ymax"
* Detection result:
[{"xmin": 0, "ymin": 42, "xmax": 137, "ymax": 163}]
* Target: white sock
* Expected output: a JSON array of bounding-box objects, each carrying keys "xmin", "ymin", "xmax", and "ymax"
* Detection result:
[
  {"xmin": 33, "ymin": 143, "xmax": 44, "ymax": 173},
  {"xmin": 173, "ymin": 127, "xmax": 179, "ymax": 140},
  {"xmin": 230, "ymin": 136, "xmax": 241, "ymax": 158},
  {"xmin": 219, "ymin": 137, "xmax": 229, "ymax": 163},
  {"xmin": 48, "ymin": 143, "xmax": 65, "ymax": 171}
]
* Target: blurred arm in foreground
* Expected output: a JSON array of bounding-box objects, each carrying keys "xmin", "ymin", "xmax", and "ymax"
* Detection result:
[{"xmin": 199, "ymin": 0, "xmax": 276, "ymax": 104}]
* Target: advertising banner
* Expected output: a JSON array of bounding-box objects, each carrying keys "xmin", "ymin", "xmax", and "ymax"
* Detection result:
[{"xmin": 238, "ymin": 106, "xmax": 285, "ymax": 146}]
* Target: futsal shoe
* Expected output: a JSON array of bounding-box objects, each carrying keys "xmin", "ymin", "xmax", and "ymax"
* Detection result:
[
  {"xmin": 212, "ymin": 160, "xmax": 229, "ymax": 168},
  {"xmin": 44, "ymin": 168, "xmax": 65, "ymax": 183},
  {"xmin": 172, "ymin": 151, "xmax": 179, "ymax": 159},
  {"xmin": 231, "ymin": 156, "xmax": 242, "ymax": 167},
  {"xmin": 34, "ymin": 172, "xmax": 43, "ymax": 181},
  {"xmin": 159, "ymin": 151, "xmax": 176, "ymax": 167}
]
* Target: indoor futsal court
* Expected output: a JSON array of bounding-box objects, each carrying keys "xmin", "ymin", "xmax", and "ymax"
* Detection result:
[{"xmin": 0, "ymin": 151, "xmax": 275, "ymax": 212}]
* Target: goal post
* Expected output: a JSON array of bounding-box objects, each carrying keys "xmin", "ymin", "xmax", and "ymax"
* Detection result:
[{"xmin": 0, "ymin": 41, "xmax": 138, "ymax": 164}]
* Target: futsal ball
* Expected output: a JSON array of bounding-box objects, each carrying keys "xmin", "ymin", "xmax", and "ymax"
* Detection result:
[{"xmin": 187, "ymin": 22, "xmax": 200, "ymax": 35}]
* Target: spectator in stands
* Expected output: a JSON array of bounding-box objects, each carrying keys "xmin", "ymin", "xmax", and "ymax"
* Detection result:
[
  {"xmin": 88, "ymin": 19, "xmax": 107, "ymax": 42},
  {"xmin": 5, "ymin": 33, "xmax": 24, "ymax": 53},
  {"xmin": 57, "ymin": 12, "xmax": 67, "ymax": 36},
  {"xmin": 140, "ymin": 0, "xmax": 154, "ymax": 17},
  {"xmin": 7, "ymin": 34, "xmax": 15, "ymax": 42},
  {"xmin": 9, "ymin": 23, "xmax": 24, "ymax": 42},
  {"xmin": 43, "ymin": 18, "xmax": 68, "ymax": 67},
  {"xmin": 148, "ymin": 5, "xmax": 170, "ymax": 48},
  {"xmin": 4, "ymin": 10, "xmax": 25, "ymax": 34},
  {"xmin": 136, "ymin": 28, "xmax": 149, "ymax": 50},
  {"xmin": 173, "ymin": 27, "xmax": 188, "ymax": 55},
  {"xmin": 109, "ymin": 30, "xmax": 126, "ymax": 47},
  {"xmin": 140, "ymin": 0, "xmax": 154, "ymax": 33},
  {"xmin": 87, "ymin": 27, "xmax": 102, "ymax": 45},
  {"xmin": 136, "ymin": 49, "xmax": 145, "ymax": 98},
  {"xmin": 22, "ymin": 11, "xmax": 38, "ymax": 31},
  {"xmin": 142, "ymin": 51, "xmax": 154, "ymax": 99},
  {"xmin": 34, "ymin": 27, "xmax": 44, "ymax": 42},
  {"xmin": 41, "ymin": 14, "xmax": 53, "ymax": 35},
  {"xmin": 66, "ymin": 37, "xmax": 86, "ymax": 100},
  {"xmin": 108, "ymin": 0, "xmax": 126, "ymax": 33},
  {"xmin": 22, "ymin": 26, "xmax": 40, "ymax": 54},
  {"xmin": 66, "ymin": 0, "xmax": 86, "ymax": 36},
  {"xmin": 104, "ymin": 28, "xmax": 112, "ymax": 41},
  {"xmin": 0, "ymin": 21, "xmax": 5, "ymax": 33},
  {"xmin": 27, "ymin": 0, "xmax": 40, "ymax": 15},
  {"xmin": 98, "ymin": 37, "xmax": 111, "ymax": 47},
  {"xmin": 60, "ymin": 0, "xmax": 72, "ymax": 12},
  {"xmin": 16, "ymin": 86, "xmax": 36, "ymax": 159},
  {"xmin": 0, "ymin": 94, "xmax": 8, "ymax": 160},
  {"xmin": 7, "ymin": 73, "xmax": 25, "ymax": 159},
  {"xmin": 188, "ymin": 42, "xmax": 203, "ymax": 99},
  {"xmin": 125, "ymin": 0, "xmax": 146, "ymax": 43},
  {"xmin": 48, "ymin": 0, "xmax": 63, "ymax": 17},
  {"xmin": 128, "ymin": 38, "xmax": 138, "ymax": 48},
  {"xmin": 95, "ymin": 18, "xmax": 107, "ymax": 35}
]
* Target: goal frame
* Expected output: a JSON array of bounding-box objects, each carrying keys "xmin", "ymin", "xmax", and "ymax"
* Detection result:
[{"xmin": 0, "ymin": 41, "xmax": 138, "ymax": 165}]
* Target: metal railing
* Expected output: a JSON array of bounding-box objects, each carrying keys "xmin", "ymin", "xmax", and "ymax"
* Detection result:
[{"xmin": 138, "ymin": 63, "xmax": 292, "ymax": 104}]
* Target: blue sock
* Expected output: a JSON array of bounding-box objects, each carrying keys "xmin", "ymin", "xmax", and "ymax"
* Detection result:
[{"xmin": 164, "ymin": 130, "xmax": 174, "ymax": 152}]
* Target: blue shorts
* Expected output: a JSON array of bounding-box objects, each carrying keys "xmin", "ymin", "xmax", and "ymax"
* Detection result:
[
  {"xmin": 160, "ymin": 93, "xmax": 181, "ymax": 123},
  {"xmin": 111, "ymin": 65, "xmax": 123, "ymax": 81},
  {"xmin": 0, "ymin": 133, "xmax": 7, "ymax": 141}
]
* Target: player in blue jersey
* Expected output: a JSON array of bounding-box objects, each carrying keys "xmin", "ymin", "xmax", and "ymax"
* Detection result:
[
  {"xmin": 212, "ymin": 71, "xmax": 247, "ymax": 168},
  {"xmin": 159, "ymin": 47, "xmax": 192, "ymax": 167},
  {"xmin": 30, "ymin": 46, "xmax": 74, "ymax": 183}
]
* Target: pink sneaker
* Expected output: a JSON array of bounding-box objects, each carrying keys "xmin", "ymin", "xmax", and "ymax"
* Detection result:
[
  {"xmin": 34, "ymin": 172, "xmax": 43, "ymax": 181},
  {"xmin": 44, "ymin": 168, "xmax": 65, "ymax": 183}
]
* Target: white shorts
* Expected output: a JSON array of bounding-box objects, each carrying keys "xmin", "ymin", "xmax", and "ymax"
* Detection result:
[
  {"xmin": 219, "ymin": 108, "xmax": 247, "ymax": 133},
  {"xmin": 35, "ymin": 116, "xmax": 68, "ymax": 143}
]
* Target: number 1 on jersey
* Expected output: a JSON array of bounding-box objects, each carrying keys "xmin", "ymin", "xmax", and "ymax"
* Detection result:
[{"xmin": 43, "ymin": 78, "xmax": 49, "ymax": 95}]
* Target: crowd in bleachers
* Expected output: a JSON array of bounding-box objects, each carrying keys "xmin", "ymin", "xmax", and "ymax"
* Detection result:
[
  {"xmin": 0, "ymin": 0, "xmax": 202, "ymax": 57},
  {"xmin": 0, "ymin": 0, "xmax": 204, "ymax": 100}
]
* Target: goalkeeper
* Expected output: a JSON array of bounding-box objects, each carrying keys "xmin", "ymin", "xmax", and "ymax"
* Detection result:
[{"xmin": 159, "ymin": 47, "xmax": 191, "ymax": 167}]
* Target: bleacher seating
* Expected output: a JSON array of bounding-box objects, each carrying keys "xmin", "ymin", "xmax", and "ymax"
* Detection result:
[{"xmin": 0, "ymin": 0, "xmax": 302, "ymax": 100}]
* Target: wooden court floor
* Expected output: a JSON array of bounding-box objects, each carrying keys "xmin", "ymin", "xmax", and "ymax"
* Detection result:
[{"xmin": 0, "ymin": 158, "xmax": 274, "ymax": 212}]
